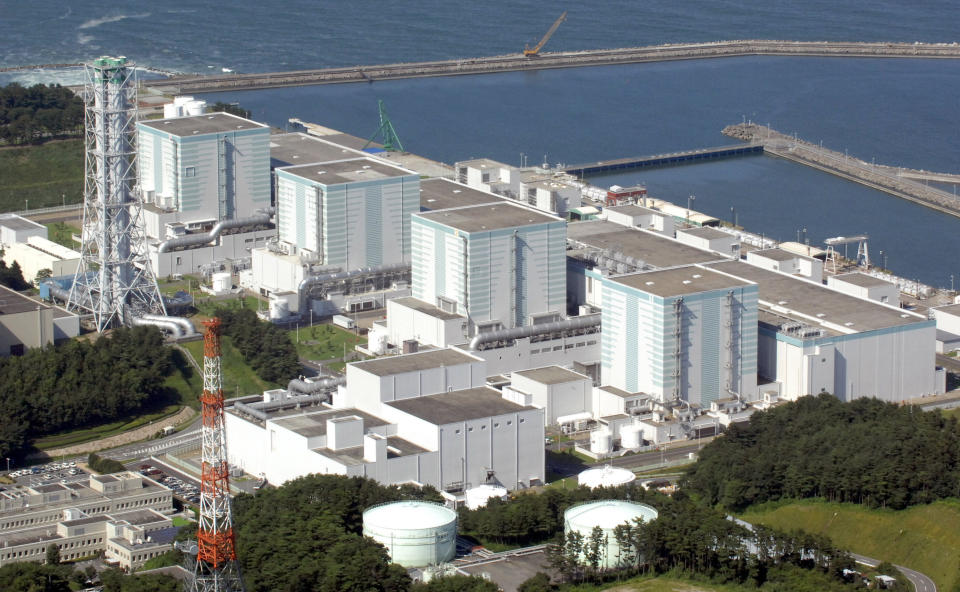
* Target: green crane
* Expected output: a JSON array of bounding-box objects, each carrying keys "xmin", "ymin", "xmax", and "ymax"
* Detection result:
[{"xmin": 363, "ymin": 100, "xmax": 404, "ymax": 152}]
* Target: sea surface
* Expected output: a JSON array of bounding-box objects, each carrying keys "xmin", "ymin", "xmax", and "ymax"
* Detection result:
[{"xmin": 3, "ymin": 1, "xmax": 960, "ymax": 285}]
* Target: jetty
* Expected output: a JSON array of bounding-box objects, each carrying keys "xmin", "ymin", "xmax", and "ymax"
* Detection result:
[
  {"xmin": 137, "ymin": 40, "xmax": 960, "ymax": 94},
  {"xmin": 723, "ymin": 123, "xmax": 960, "ymax": 218},
  {"xmin": 564, "ymin": 144, "xmax": 762, "ymax": 176}
]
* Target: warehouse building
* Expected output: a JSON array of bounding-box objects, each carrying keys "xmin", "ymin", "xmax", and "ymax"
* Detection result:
[
  {"xmin": 0, "ymin": 472, "xmax": 174, "ymax": 569},
  {"xmin": 412, "ymin": 202, "xmax": 566, "ymax": 334}
]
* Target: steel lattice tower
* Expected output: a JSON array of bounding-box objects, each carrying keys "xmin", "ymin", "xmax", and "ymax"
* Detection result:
[
  {"xmin": 68, "ymin": 56, "xmax": 165, "ymax": 331},
  {"xmin": 189, "ymin": 318, "xmax": 244, "ymax": 592}
]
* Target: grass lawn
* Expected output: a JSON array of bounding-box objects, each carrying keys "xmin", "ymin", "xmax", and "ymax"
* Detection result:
[
  {"xmin": 289, "ymin": 323, "xmax": 366, "ymax": 361},
  {"xmin": 172, "ymin": 516, "xmax": 193, "ymax": 527},
  {"xmin": 192, "ymin": 295, "xmax": 266, "ymax": 319},
  {"xmin": 182, "ymin": 335, "xmax": 281, "ymax": 396},
  {"xmin": 45, "ymin": 221, "xmax": 80, "ymax": 249},
  {"xmin": 33, "ymin": 405, "xmax": 182, "ymax": 451},
  {"xmin": 0, "ymin": 139, "xmax": 83, "ymax": 212},
  {"xmin": 740, "ymin": 498, "xmax": 960, "ymax": 591}
]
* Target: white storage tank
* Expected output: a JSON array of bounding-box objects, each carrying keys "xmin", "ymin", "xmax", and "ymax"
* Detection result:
[
  {"xmin": 590, "ymin": 427, "xmax": 612, "ymax": 455},
  {"xmin": 563, "ymin": 500, "xmax": 659, "ymax": 568},
  {"xmin": 464, "ymin": 484, "xmax": 508, "ymax": 510},
  {"xmin": 578, "ymin": 465, "xmax": 636, "ymax": 489},
  {"xmin": 184, "ymin": 99, "xmax": 207, "ymax": 116},
  {"xmin": 362, "ymin": 501, "xmax": 457, "ymax": 567},
  {"xmin": 211, "ymin": 272, "xmax": 232, "ymax": 293},
  {"xmin": 620, "ymin": 423, "xmax": 643, "ymax": 449}
]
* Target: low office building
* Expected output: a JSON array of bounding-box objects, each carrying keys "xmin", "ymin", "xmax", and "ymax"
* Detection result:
[
  {"xmin": 0, "ymin": 472, "xmax": 174, "ymax": 569},
  {"xmin": 675, "ymin": 226, "xmax": 740, "ymax": 258}
]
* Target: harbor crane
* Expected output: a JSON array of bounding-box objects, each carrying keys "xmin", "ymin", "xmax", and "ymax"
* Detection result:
[{"xmin": 524, "ymin": 11, "xmax": 567, "ymax": 56}]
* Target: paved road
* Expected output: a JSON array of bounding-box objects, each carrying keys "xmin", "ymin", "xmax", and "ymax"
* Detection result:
[{"xmin": 852, "ymin": 553, "xmax": 937, "ymax": 592}]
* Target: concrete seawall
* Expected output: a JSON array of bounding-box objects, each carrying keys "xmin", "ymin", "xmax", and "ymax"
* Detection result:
[
  {"xmin": 140, "ymin": 40, "xmax": 960, "ymax": 94},
  {"xmin": 723, "ymin": 123, "xmax": 960, "ymax": 219}
]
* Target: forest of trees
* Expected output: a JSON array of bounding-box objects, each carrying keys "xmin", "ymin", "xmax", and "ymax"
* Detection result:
[
  {"xmin": 0, "ymin": 83, "xmax": 84, "ymax": 145},
  {"xmin": 0, "ymin": 326, "xmax": 185, "ymax": 458},
  {"xmin": 0, "ymin": 561, "xmax": 179, "ymax": 592},
  {"xmin": 216, "ymin": 307, "xmax": 300, "ymax": 383},
  {"xmin": 683, "ymin": 394, "xmax": 960, "ymax": 510}
]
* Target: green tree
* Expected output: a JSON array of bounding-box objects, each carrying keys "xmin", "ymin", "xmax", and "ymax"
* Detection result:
[
  {"xmin": 45, "ymin": 542, "xmax": 60, "ymax": 565},
  {"xmin": 413, "ymin": 574, "xmax": 498, "ymax": 591},
  {"xmin": 517, "ymin": 572, "xmax": 554, "ymax": 592}
]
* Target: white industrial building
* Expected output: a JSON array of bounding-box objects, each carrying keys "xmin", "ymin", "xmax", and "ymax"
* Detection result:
[
  {"xmin": 0, "ymin": 285, "xmax": 79, "ymax": 355},
  {"xmin": 602, "ymin": 204, "xmax": 674, "ymax": 236},
  {"xmin": 455, "ymin": 158, "xmax": 581, "ymax": 216},
  {"xmin": 930, "ymin": 303, "xmax": 960, "ymax": 353},
  {"xmin": 504, "ymin": 366, "xmax": 593, "ymax": 425},
  {"xmin": 600, "ymin": 266, "xmax": 759, "ymax": 406},
  {"xmin": 0, "ymin": 472, "xmax": 175, "ymax": 570},
  {"xmin": 745, "ymin": 248, "xmax": 824, "ymax": 283},
  {"xmin": 226, "ymin": 348, "xmax": 545, "ymax": 492},
  {"xmin": 675, "ymin": 226, "xmax": 740, "ymax": 258},
  {"xmin": 0, "ymin": 214, "xmax": 47, "ymax": 247},
  {"xmin": 2, "ymin": 236, "xmax": 80, "ymax": 284},
  {"xmin": 412, "ymin": 202, "xmax": 566, "ymax": 333},
  {"xmin": 827, "ymin": 272, "xmax": 900, "ymax": 306},
  {"xmin": 707, "ymin": 260, "xmax": 939, "ymax": 402},
  {"xmin": 274, "ymin": 158, "xmax": 419, "ymax": 266},
  {"xmin": 519, "ymin": 178, "xmax": 580, "ymax": 217}
]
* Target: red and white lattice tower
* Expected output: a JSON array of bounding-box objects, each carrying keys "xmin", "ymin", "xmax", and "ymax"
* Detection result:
[{"xmin": 189, "ymin": 318, "xmax": 244, "ymax": 592}]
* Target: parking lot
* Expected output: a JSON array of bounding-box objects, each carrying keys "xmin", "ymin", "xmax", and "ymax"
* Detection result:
[
  {"xmin": 6, "ymin": 461, "xmax": 84, "ymax": 488},
  {"xmin": 139, "ymin": 464, "xmax": 201, "ymax": 505}
]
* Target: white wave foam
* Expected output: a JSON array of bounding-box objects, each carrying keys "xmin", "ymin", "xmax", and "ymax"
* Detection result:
[
  {"xmin": 78, "ymin": 12, "xmax": 150, "ymax": 30},
  {"xmin": 77, "ymin": 33, "xmax": 93, "ymax": 45}
]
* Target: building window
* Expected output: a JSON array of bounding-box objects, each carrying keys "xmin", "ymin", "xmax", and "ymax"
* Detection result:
[
  {"xmin": 175, "ymin": 256, "xmax": 182, "ymax": 266},
  {"xmin": 9, "ymin": 344, "xmax": 24, "ymax": 356},
  {"xmin": 184, "ymin": 166, "xmax": 196, "ymax": 177}
]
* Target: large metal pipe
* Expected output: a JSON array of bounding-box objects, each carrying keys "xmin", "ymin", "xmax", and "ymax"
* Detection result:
[
  {"xmin": 287, "ymin": 376, "xmax": 345, "ymax": 395},
  {"xmin": 131, "ymin": 316, "xmax": 185, "ymax": 339},
  {"xmin": 468, "ymin": 313, "xmax": 601, "ymax": 350},
  {"xmin": 139, "ymin": 314, "xmax": 197, "ymax": 336},
  {"xmin": 45, "ymin": 282, "xmax": 71, "ymax": 304},
  {"xmin": 297, "ymin": 261, "xmax": 410, "ymax": 317},
  {"xmin": 233, "ymin": 393, "xmax": 330, "ymax": 421},
  {"xmin": 156, "ymin": 207, "xmax": 275, "ymax": 253}
]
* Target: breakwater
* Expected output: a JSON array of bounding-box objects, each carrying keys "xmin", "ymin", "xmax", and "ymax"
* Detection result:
[
  {"xmin": 139, "ymin": 40, "xmax": 960, "ymax": 94},
  {"xmin": 723, "ymin": 123, "xmax": 960, "ymax": 219}
]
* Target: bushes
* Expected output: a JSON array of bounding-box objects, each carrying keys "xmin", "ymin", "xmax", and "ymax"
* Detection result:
[
  {"xmin": 87, "ymin": 452, "xmax": 125, "ymax": 474},
  {"xmin": 215, "ymin": 307, "xmax": 300, "ymax": 383}
]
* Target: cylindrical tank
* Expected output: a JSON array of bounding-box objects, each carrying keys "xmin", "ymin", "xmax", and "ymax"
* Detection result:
[
  {"xmin": 464, "ymin": 484, "xmax": 508, "ymax": 510},
  {"xmin": 363, "ymin": 501, "xmax": 457, "ymax": 567},
  {"xmin": 185, "ymin": 99, "xmax": 207, "ymax": 116},
  {"xmin": 620, "ymin": 423, "xmax": 643, "ymax": 449},
  {"xmin": 269, "ymin": 298, "xmax": 289, "ymax": 320},
  {"xmin": 590, "ymin": 428, "xmax": 612, "ymax": 455},
  {"xmin": 211, "ymin": 271, "xmax": 231, "ymax": 292},
  {"xmin": 578, "ymin": 465, "xmax": 636, "ymax": 489},
  {"xmin": 563, "ymin": 500, "xmax": 659, "ymax": 568}
]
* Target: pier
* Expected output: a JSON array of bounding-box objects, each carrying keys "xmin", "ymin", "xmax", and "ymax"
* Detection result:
[
  {"xmin": 564, "ymin": 144, "xmax": 762, "ymax": 176},
  {"xmin": 723, "ymin": 123, "xmax": 960, "ymax": 219},
  {"xmin": 137, "ymin": 40, "xmax": 960, "ymax": 94}
]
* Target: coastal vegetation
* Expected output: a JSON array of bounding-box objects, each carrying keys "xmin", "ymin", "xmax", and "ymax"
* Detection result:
[
  {"xmin": 682, "ymin": 394, "xmax": 960, "ymax": 511},
  {"xmin": 0, "ymin": 326, "xmax": 196, "ymax": 458},
  {"xmin": 0, "ymin": 83, "xmax": 83, "ymax": 145}
]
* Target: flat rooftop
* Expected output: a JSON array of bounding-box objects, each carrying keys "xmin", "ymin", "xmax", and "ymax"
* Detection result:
[
  {"xmin": 750, "ymin": 248, "xmax": 810, "ymax": 262},
  {"xmin": 831, "ymin": 272, "xmax": 896, "ymax": 288},
  {"xmin": 934, "ymin": 304, "xmax": 960, "ymax": 317},
  {"xmin": 605, "ymin": 204, "xmax": 660, "ymax": 217},
  {"xmin": 0, "ymin": 285, "xmax": 48, "ymax": 315},
  {"xmin": 278, "ymin": 157, "xmax": 413, "ymax": 185},
  {"xmin": 708, "ymin": 260, "xmax": 925, "ymax": 333},
  {"xmin": 610, "ymin": 266, "xmax": 751, "ymax": 298},
  {"xmin": 269, "ymin": 132, "xmax": 363, "ymax": 169},
  {"xmin": 416, "ymin": 202, "xmax": 559, "ymax": 233},
  {"xmin": 140, "ymin": 112, "xmax": 266, "ymax": 136},
  {"xmin": 269, "ymin": 408, "xmax": 388, "ymax": 438},
  {"xmin": 679, "ymin": 226, "xmax": 732, "ymax": 240},
  {"xmin": 513, "ymin": 366, "xmax": 588, "ymax": 385},
  {"xmin": 598, "ymin": 385, "xmax": 642, "ymax": 399},
  {"xmin": 0, "ymin": 213, "xmax": 44, "ymax": 231},
  {"xmin": 386, "ymin": 387, "xmax": 530, "ymax": 424},
  {"xmin": 458, "ymin": 158, "xmax": 509, "ymax": 169},
  {"xmin": 567, "ymin": 221, "xmax": 724, "ymax": 269},
  {"xmin": 350, "ymin": 348, "xmax": 478, "ymax": 377},
  {"xmin": 312, "ymin": 435, "xmax": 429, "ymax": 466},
  {"xmin": 419, "ymin": 178, "xmax": 502, "ymax": 212},
  {"xmin": 390, "ymin": 296, "xmax": 465, "ymax": 321}
]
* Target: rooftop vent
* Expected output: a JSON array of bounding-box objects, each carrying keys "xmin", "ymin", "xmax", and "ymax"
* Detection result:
[
  {"xmin": 682, "ymin": 280, "xmax": 691, "ymax": 285},
  {"xmin": 645, "ymin": 281, "xmax": 655, "ymax": 286},
  {"xmin": 692, "ymin": 274, "xmax": 702, "ymax": 279}
]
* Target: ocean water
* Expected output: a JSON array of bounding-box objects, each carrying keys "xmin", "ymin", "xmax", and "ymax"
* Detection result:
[{"xmin": 3, "ymin": 2, "xmax": 960, "ymax": 284}]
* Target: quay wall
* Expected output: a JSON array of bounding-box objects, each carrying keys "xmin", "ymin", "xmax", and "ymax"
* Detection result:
[{"xmin": 139, "ymin": 40, "xmax": 960, "ymax": 93}]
